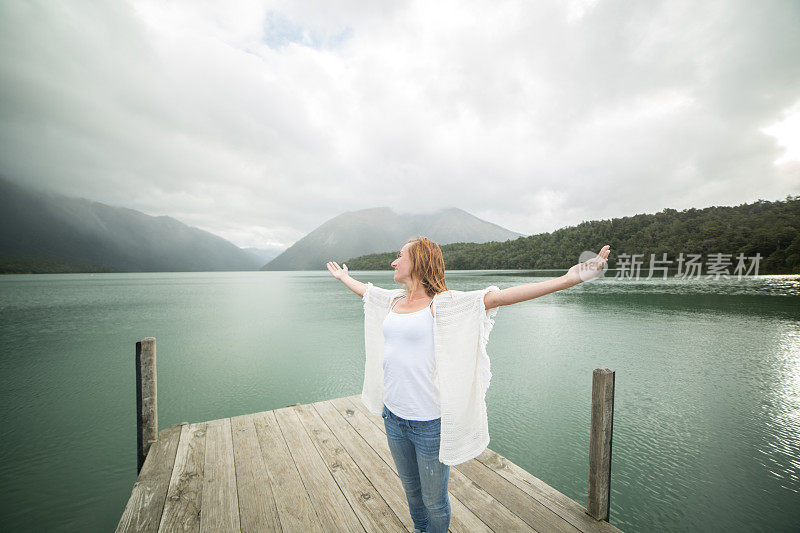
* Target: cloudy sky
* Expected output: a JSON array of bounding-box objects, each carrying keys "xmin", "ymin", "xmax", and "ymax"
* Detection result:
[{"xmin": 1, "ymin": 0, "xmax": 798, "ymax": 250}]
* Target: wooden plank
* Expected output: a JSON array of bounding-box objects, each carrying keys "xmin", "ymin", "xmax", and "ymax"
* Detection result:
[
  {"xmin": 346, "ymin": 396, "xmax": 539, "ymax": 531},
  {"xmin": 118, "ymin": 394, "xmax": 625, "ymax": 533},
  {"xmin": 230, "ymin": 414, "xmax": 281, "ymax": 532},
  {"xmin": 252, "ymin": 409, "xmax": 324, "ymax": 532},
  {"xmin": 444, "ymin": 455, "xmax": 534, "ymax": 531},
  {"xmin": 455, "ymin": 455, "xmax": 580, "ymax": 532},
  {"xmin": 200, "ymin": 418, "xmax": 240, "ymax": 532},
  {"xmin": 136, "ymin": 337, "xmax": 158, "ymax": 473},
  {"xmin": 117, "ymin": 423, "xmax": 182, "ymax": 533},
  {"xmin": 159, "ymin": 422, "xmax": 207, "ymax": 532},
  {"xmin": 475, "ymin": 449, "xmax": 623, "ymax": 533},
  {"xmin": 336, "ymin": 396, "xmax": 497, "ymax": 533},
  {"xmin": 330, "ymin": 397, "xmax": 396, "ymax": 471},
  {"xmin": 294, "ymin": 403, "xmax": 406, "ymax": 532},
  {"xmin": 313, "ymin": 400, "xmax": 416, "ymax": 531},
  {"xmin": 273, "ymin": 406, "xmax": 365, "ymax": 532},
  {"xmin": 347, "ymin": 394, "xmax": 623, "ymax": 533},
  {"xmin": 588, "ymin": 368, "xmax": 615, "ymax": 521}
]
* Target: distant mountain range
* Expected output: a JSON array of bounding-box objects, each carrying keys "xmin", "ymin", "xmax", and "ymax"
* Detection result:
[
  {"xmin": 5, "ymin": 176, "xmax": 794, "ymax": 275},
  {"xmin": 242, "ymin": 247, "xmax": 284, "ymax": 264},
  {"xmin": 261, "ymin": 207, "xmax": 524, "ymax": 271},
  {"xmin": 0, "ymin": 177, "xmax": 262, "ymax": 272},
  {"xmin": 0, "ymin": 178, "xmax": 523, "ymax": 273}
]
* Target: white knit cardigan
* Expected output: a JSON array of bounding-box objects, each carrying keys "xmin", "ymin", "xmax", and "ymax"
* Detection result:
[{"xmin": 361, "ymin": 282, "xmax": 501, "ymax": 466}]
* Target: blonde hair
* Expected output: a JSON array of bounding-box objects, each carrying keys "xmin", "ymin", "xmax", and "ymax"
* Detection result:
[{"xmin": 403, "ymin": 235, "xmax": 448, "ymax": 297}]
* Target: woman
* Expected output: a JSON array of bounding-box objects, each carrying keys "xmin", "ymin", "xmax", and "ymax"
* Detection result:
[{"xmin": 327, "ymin": 236, "xmax": 610, "ymax": 533}]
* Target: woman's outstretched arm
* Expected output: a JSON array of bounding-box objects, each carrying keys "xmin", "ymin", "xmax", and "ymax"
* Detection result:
[
  {"xmin": 484, "ymin": 245, "xmax": 611, "ymax": 310},
  {"xmin": 326, "ymin": 261, "xmax": 367, "ymax": 297}
]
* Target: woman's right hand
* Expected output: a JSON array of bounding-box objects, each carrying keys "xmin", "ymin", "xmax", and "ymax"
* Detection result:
[{"xmin": 326, "ymin": 261, "xmax": 349, "ymax": 281}]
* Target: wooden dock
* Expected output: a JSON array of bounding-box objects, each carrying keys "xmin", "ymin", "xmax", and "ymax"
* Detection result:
[{"xmin": 117, "ymin": 393, "xmax": 622, "ymax": 532}]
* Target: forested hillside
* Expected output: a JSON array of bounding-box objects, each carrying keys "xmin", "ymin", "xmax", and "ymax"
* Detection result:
[{"xmin": 345, "ymin": 196, "xmax": 800, "ymax": 275}]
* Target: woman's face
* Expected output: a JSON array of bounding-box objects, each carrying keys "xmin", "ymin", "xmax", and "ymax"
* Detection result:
[{"xmin": 391, "ymin": 243, "xmax": 413, "ymax": 285}]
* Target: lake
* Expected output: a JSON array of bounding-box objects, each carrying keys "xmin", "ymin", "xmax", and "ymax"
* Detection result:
[{"xmin": 0, "ymin": 270, "xmax": 798, "ymax": 532}]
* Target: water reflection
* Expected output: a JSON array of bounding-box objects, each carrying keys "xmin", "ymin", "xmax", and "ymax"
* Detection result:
[
  {"xmin": 761, "ymin": 328, "xmax": 800, "ymax": 492},
  {"xmin": 478, "ymin": 271, "xmax": 800, "ymax": 297}
]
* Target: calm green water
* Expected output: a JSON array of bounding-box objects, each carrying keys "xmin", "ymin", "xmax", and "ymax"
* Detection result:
[{"xmin": 1, "ymin": 271, "xmax": 798, "ymax": 532}]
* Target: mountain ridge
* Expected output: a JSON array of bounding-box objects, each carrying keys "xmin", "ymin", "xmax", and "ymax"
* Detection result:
[
  {"xmin": 345, "ymin": 195, "xmax": 800, "ymax": 274},
  {"xmin": 0, "ymin": 177, "xmax": 262, "ymax": 272},
  {"xmin": 261, "ymin": 206, "xmax": 524, "ymax": 270}
]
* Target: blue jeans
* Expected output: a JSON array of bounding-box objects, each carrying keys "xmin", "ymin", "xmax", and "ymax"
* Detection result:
[{"xmin": 382, "ymin": 404, "xmax": 451, "ymax": 533}]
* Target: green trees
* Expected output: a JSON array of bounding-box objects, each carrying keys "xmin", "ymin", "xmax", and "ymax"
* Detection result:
[{"xmin": 346, "ymin": 195, "xmax": 800, "ymax": 275}]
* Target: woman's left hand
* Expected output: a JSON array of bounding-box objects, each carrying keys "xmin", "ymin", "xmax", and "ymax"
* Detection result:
[{"xmin": 567, "ymin": 245, "xmax": 611, "ymax": 283}]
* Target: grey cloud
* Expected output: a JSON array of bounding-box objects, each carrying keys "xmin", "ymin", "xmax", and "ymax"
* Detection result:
[{"xmin": 0, "ymin": 0, "xmax": 798, "ymax": 248}]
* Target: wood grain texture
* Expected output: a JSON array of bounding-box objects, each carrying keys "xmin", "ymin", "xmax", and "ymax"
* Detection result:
[
  {"xmin": 273, "ymin": 406, "xmax": 364, "ymax": 532},
  {"xmin": 159, "ymin": 422, "xmax": 207, "ymax": 532},
  {"xmin": 345, "ymin": 393, "xmax": 623, "ymax": 533},
  {"xmin": 340, "ymin": 396, "xmax": 497, "ymax": 533},
  {"xmin": 230, "ymin": 414, "xmax": 281, "ymax": 532},
  {"xmin": 116, "ymin": 423, "xmax": 181, "ymax": 533},
  {"xmin": 117, "ymin": 393, "xmax": 624, "ymax": 532},
  {"xmin": 314, "ymin": 400, "xmax": 416, "ymax": 531},
  {"xmin": 252, "ymin": 409, "xmax": 323, "ymax": 532},
  {"xmin": 295, "ymin": 403, "xmax": 405, "ymax": 532},
  {"xmin": 136, "ymin": 337, "xmax": 157, "ymax": 473},
  {"xmin": 588, "ymin": 369, "xmax": 615, "ymax": 521},
  {"xmin": 200, "ymin": 418, "xmax": 240, "ymax": 532},
  {"xmin": 475, "ymin": 448, "xmax": 623, "ymax": 533},
  {"xmin": 455, "ymin": 454, "xmax": 580, "ymax": 532}
]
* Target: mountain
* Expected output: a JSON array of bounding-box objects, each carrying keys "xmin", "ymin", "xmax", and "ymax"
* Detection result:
[
  {"xmin": 347, "ymin": 195, "xmax": 800, "ymax": 274},
  {"xmin": 0, "ymin": 177, "xmax": 262, "ymax": 272},
  {"xmin": 261, "ymin": 206, "xmax": 524, "ymax": 271},
  {"xmin": 242, "ymin": 247, "xmax": 285, "ymax": 264}
]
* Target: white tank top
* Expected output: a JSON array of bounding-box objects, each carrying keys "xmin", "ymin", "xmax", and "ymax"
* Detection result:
[{"xmin": 382, "ymin": 294, "xmax": 440, "ymax": 420}]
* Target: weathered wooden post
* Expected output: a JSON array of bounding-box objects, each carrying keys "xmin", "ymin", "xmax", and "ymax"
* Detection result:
[
  {"xmin": 136, "ymin": 337, "xmax": 158, "ymax": 474},
  {"xmin": 587, "ymin": 367, "xmax": 614, "ymax": 521}
]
